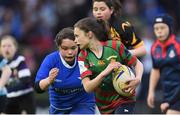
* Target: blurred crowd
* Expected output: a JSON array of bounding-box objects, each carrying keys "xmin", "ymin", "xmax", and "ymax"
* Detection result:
[
  {"xmin": 0, "ymin": 0, "xmax": 92, "ymax": 76},
  {"xmin": 0, "ymin": 0, "xmax": 179, "ymax": 114}
]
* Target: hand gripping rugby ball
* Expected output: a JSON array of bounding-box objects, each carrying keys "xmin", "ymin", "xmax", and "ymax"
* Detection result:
[{"xmin": 112, "ymin": 65, "xmax": 135, "ymax": 97}]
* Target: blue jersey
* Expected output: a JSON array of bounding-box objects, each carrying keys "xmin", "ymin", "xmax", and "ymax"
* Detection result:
[
  {"xmin": 151, "ymin": 34, "xmax": 180, "ymax": 104},
  {"xmin": 0, "ymin": 56, "xmax": 8, "ymax": 96},
  {"xmin": 0, "ymin": 56, "xmax": 7, "ymax": 69},
  {"xmin": 35, "ymin": 51, "xmax": 95, "ymax": 110}
]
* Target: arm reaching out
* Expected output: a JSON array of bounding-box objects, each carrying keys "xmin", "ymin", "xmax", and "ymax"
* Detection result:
[
  {"xmin": 82, "ymin": 62, "xmax": 121, "ymax": 93},
  {"xmin": 39, "ymin": 68, "xmax": 59, "ymax": 90},
  {"xmin": 147, "ymin": 68, "xmax": 160, "ymax": 108}
]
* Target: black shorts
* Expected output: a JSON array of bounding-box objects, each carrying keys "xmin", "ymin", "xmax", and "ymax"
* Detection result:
[
  {"xmin": 4, "ymin": 92, "xmax": 36, "ymax": 114},
  {"xmin": 0, "ymin": 95, "xmax": 7, "ymax": 113},
  {"xmin": 170, "ymin": 100, "xmax": 180, "ymax": 111}
]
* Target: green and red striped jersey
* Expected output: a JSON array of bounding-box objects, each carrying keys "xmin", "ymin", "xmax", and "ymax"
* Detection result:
[{"xmin": 78, "ymin": 40, "xmax": 137, "ymax": 113}]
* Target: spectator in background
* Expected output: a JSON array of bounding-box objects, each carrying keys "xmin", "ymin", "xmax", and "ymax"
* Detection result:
[
  {"xmin": 34, "ymin": 27, "xmax": 95, "ymax": 114},
  {"xmin": 135, "ymin": 27, "xmax": 162, "ymax": 114},
  {"xmin": 0, "ymin": 35, "xmax": 36, "ymax": 114},
  {"xmin": 92, "ymin": 0, "xmax": 146, "ymax": 57},
  {"xmin": 147, "ymin": 14, "xmax": 180, "ymax": 114}
]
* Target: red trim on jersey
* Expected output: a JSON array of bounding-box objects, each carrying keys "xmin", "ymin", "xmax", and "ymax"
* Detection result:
[
  {"xmin": 127, "ymin": 56, "xmax": 137, "ymax": 66},
  {"xmin": 112, "ymin": 40, "xmax": 117, "ymax": 49},
  {"xmin": 96, "ymin": 96, "xmax": 129, "ymax": 106},
  {"xmin": 101, "ymin": 41, "xmax": 107, "ymax": 46},
  {"xmin": 78, "ymin": 56, "xmax": 85, "ymax": 61},
  {"xmin": 95, "ymin": 88, "xmax": 118, "ymax": 97},
  {"xmin": 152, "ymin": 34, "xmax": 177, "ymax": 59},
  {"xmin": 80, "ymin": 70, "xmax": 92, "ymax": 79},
  {"xmin": 119, "ymin": 43, "xmax": 125, "ymax": 56},
  {"xmin": 97, "ymin": 97, "xmax": 135, "ymax": 113},
  {"xmin": 78, "ymin": 50, "xmax": 87, "ymax": 61},
  {"xmin": 95, "ymin": 88, "xmax": 135, "ymax": 113},
  {"xmin": 164, "ymin": 34, "xmax": 180, "ymax": 61}
]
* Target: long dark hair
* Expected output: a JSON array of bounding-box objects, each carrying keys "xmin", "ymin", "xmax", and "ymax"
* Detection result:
[
  {"xmin": 74, "ymin": 17, "xmax": 110, "ymax": 42},
  {"xmin": 92, "ymin": 0, "xmax": 122, "ymax": 19},
  {"xmin": 92, "ymin": 0, "xmax": 123, "ymax": 37}
]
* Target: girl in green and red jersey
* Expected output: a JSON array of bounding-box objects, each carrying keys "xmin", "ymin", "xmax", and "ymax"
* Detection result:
[{"xmin": 74, "ymin": 17, "xmax": 143, "ymax": 114}]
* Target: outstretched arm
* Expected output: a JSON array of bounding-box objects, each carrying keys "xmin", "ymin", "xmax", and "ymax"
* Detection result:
[
  {"xmin": 129, "ymin": 44, "xmax": 146, "ymax": 57},
  {"xmin": 39, "ymin": 68, "xmax": 59, "ymax": 90},
  {"xmin": 123, "ymin": 59, "xmax": 143, "ymax": 94},
  {"xmin": 147, "ymin": 68, "xmax": 160, "ymax": 108},
  {"xmin": 82, "ymin": 62, "xmax": 121, "ymax": 93}
]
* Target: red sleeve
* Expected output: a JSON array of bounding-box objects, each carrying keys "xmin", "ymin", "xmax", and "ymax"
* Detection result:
[{"xmin": 78, "ymin": 50, "xmax": 92, "ymax": 79}]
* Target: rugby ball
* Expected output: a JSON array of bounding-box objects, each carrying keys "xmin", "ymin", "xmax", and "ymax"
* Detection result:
[{"xmin": 112, "ymin": 65, "xmax": 135, "ymax": 97}]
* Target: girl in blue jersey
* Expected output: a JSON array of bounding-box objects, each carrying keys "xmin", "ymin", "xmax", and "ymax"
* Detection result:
[
  {"xmin": 147, "ymin": 14, "xmax": 180, "ymax": 114},
  {"xmin": 34, "ymin": 27, "xmax": 95, "ymax": 114}
]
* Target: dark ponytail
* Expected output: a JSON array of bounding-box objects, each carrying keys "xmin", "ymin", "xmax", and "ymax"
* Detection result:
[
  {"xmin": 96, "ymin": 19, "xmax": 111, "ymax": 41},
  {"xmin": 74, "ymin": 17, "xmax": 110, "ymax": 41}
]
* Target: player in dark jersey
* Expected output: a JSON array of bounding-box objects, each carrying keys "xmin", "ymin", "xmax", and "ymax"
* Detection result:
[
  {"xmin": 92, "ymin": 0, "xmax": 146, "ymax": 57},
  {"xmin": 0, "ymin": 35, "xmax": 36, "ymax": 114},
  {"xmin": 0, "ymin": 56, "xmax": 11, "ymax": 113},
  {"xmin": 147, "ymin": 14, "xmax": 180, "ymax": 114},
  {"xmin": 34, "ymin": 27, "xmax": 95, "ymax": 114},
  {"xmin": 74, "ymin": 17, "xmax": 143, "ymax": 114}
]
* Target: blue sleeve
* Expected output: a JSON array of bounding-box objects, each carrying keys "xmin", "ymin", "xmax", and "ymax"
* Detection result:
[
  {"xmin": 0, "ymin": 58, "xmax": 8, "ymax": 69},
  {"xmin": 35, "ymin": 54, "xmax": 56, "ymax": 82}
]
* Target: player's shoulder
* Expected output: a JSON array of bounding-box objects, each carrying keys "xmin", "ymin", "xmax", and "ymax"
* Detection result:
[
  {"xmin": 152, "ymin": 39, "xmax": 160, "ymax": 46},
  {"xmin": 103, "ymin": 40, "xmax": 123, "ymax": 52},
  {"xmin": 110, "ymin": 18, "xmax": 135, "ymax": 38},
  {"xmin": 118, "ymin": 18, "xmax": 133, "ymax": 28},
  {"xmin": 104, "ymin": 40, "xmax": 122, "ymax": 46},
  {"xmin": 79, "ymin": 49, "xmax": 88, "ymax": 55},
  {"xmin": 175, "ymin": 36, "xmax": 180, "ymax": 43},
  {"xmin": 46, "ymin": 51, "xmax": 58, "ymax": 58},
  {"xmin": 151, "ymin": 39, "xmax": 161, "ymax": 53},
  {"xmin": 44, "ymin": 51, "xmax": 60, "ymax": 62},
  {"xmin": 114, "ymin": 19, "xmax": 135, "ymax": 36},
  {"xmin": 79, "ymin": 49, "xmax": 89, "ymax": 60}
]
